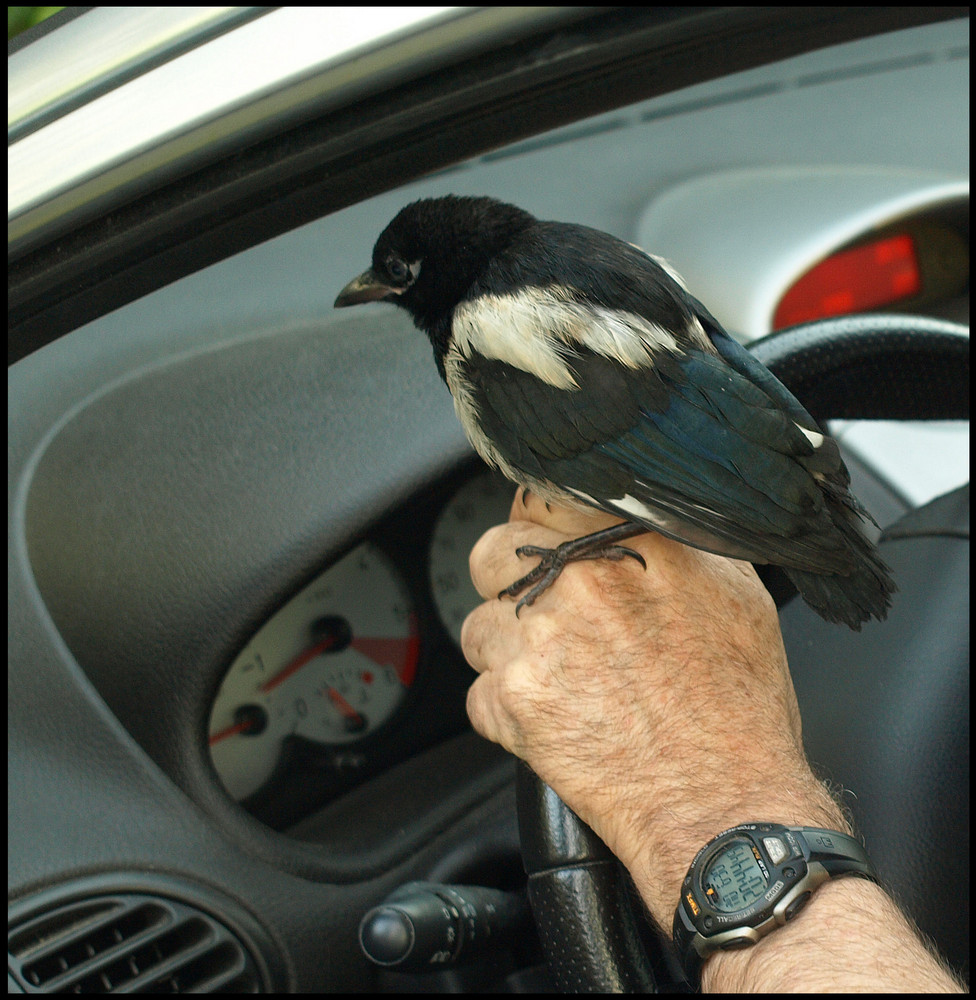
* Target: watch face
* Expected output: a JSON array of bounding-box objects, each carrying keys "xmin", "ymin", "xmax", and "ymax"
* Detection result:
[{"xmin": 702, "ymin": 838, "xmax": 769, "ymax": 913}]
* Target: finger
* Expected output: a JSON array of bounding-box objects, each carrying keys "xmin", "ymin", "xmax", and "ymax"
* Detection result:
[
  {"xmin": 468, "ymin": 520, "xmax": 570, "ymax": 600},
  {"xmin": 465, "ymin": 670, "xmax": 511, "ymax": 750},
  {"xmin": 459, "ymin": 597, "xmax": 519, "ymax": 675},
  {"xmin": 461, "ymin": 607, "xmax": 540, "ymax": 753},
  {"xmin": 459, "ymin": 601, "xmax": 491, "ymax": 674}
]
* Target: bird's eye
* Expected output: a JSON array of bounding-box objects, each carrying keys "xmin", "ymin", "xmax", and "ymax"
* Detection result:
[{"xmin": 386, "ymin": 258, "xmax": 410, "ymax": 282}]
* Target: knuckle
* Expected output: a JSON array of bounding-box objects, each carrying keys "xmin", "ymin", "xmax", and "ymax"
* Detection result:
[
  {"xmin": 495, "ymin": 653, "xmax": 548, "ymax": 714},
  {"xmin": 468, "ymin": 524, "xmax": 512, "ymax": 594},
  {"xmin": 465, "ymin": 680, "xmax": 487, "ymax": 732},
  {"xmin": 459, "ymin": 603, "xmax": 489, "ymax": 667}
]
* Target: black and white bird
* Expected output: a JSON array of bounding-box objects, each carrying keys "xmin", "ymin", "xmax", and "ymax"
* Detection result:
[{"xmin": 335, "ymin": 195, "xmax": 894, "ymax": 629}]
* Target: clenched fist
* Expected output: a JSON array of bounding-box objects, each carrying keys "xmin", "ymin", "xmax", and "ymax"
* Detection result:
[{"xmin": 461, "ymin": 489, "xmax": 845, "ymax": 926}]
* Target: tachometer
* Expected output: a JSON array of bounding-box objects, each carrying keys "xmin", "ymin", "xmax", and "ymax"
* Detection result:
[{"xmin": 208, "ymin": 543, "xmax": 418, "ymax": 801}]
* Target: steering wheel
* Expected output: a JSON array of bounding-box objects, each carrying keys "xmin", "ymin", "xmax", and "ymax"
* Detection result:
[{"xmin": 517, "ymin": 313, "xmax": 970, "ymax": 992}]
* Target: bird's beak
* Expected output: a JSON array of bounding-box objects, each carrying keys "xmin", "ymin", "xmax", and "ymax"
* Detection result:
[{"xmin": 334, "ymin": 269, "xmax": 396, "ymax": 308}]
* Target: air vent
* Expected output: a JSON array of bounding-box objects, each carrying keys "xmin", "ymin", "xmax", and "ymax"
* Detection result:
[{"xmin": 8, "ymin": 891, "xmax": 264, "ymax": 993}]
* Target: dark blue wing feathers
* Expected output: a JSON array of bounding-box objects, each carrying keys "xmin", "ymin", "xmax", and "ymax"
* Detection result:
[
  {"xmin": 455, "ymin": 222, "xmax": 894, "ymax": 626},
  {"xmin": 464, "ymin": 345, "xmax": 855, "ymax": 573}
]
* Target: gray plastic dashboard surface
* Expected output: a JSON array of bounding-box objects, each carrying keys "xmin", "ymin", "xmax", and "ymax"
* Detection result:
[{"xmin": 20, "ymin": 311, "xmax": 470, "ymax": 783}]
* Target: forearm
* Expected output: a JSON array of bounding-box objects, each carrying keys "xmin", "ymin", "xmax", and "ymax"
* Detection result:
[
  {"xmin": 615, "ymin": 777, "xmax": 965, "ymax": 993},
  {"xmin": 462, "ymin": 506, "xmax": 965, "ymax": 993},
  {"xmin": 702, "ymin": 878, "xmax": 965, "ymax": 993}
]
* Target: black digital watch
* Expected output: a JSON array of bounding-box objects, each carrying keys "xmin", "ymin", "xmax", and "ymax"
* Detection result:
[{"xmin": 673, "ymin": 823, "xmax": 878, "ymax": 984}]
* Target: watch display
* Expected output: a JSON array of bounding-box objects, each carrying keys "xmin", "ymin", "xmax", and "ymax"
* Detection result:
[{"xmin": 702, "ymin": 838, "xmax": 769, "ymax": 912}]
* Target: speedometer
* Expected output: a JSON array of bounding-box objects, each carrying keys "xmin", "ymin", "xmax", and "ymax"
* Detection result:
[
  {"xmin": 429, "ymin": 470, "xmax": 516, "ymax": 644},
  {"xmin": 208, "ymin": 543, "xmax": 418, "ymax": 801}
]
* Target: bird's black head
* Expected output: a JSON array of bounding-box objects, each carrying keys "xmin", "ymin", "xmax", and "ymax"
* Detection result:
[{"xmin": 335, "ymin": 195, "xmax": 535, "ymax": 344}]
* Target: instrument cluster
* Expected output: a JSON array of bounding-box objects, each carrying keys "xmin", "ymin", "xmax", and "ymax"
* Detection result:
[{"xmin": 207, "ymin": 465, "xmax": 515, "ymax": 829}]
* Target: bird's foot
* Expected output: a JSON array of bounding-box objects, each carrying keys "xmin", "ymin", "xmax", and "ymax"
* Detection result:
[{"xmin": 498, "ymin": 523, "xmax": 648, "ymax": 615}]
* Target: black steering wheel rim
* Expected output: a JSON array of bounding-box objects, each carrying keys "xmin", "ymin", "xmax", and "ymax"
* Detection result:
[{"xmin": 517, "ymin": 313, "xmax": 970, "ymax": 993}]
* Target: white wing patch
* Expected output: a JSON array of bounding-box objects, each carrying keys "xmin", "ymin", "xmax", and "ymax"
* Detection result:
[
  {"xmin": 608, "ymin": 493, "xmax": 671, "ymax": 526},
  {"xmin": 795, "ymin": 423, "xmax": 825, "ymax": 449},
  {"xmin": 451, "ymin": 286, "xmax": 683, "ymax": 390},
  {"xmin": 567, "ymin": 488, "xmax": 674, "ymax": 529}
]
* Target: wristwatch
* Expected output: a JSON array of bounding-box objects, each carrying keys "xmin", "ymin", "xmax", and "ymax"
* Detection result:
[{"xmin": 672, "ymin": 823, "xmax": 878, "ymax": 984}]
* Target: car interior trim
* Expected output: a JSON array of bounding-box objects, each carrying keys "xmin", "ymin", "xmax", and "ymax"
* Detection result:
[
  {"xmin": 7, "ymin": 7, "xmax": 275, "ymax": 144},
  {"xmin": 7, "ymin": 7, "xmax": 593, "ymax": 257},
  {"xmin": 8, "ymin": 7, "xmax": 964, "ymax": 364}
]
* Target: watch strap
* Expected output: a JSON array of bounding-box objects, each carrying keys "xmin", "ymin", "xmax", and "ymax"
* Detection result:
[{"xmin": 794, "ymin": 826, "xmax": 876, "ymax": 878}]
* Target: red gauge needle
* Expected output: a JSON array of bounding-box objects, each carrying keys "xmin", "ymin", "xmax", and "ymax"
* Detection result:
[
  {"xmin": 326, "ymin": 687, "xmax": 364, "ymax": 725},
  {"xmin": 208, "ymin": 718, "xmax": 256, "ymax": 746},
  {"xmin": 208, "ymin": 704, "xmax": 268, "ymax": 746},
  {"xmin": 259, "ymin": 634, "xmax": 337, "ymax": 693},
  {"xmin": 248, "ymin": 615, "xmax": 419, "ymax": 696}
]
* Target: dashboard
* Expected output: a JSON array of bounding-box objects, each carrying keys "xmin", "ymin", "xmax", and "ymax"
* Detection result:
[{"xmin": 207, "ymin": 465, "xmax": 515, "ymax": 829}]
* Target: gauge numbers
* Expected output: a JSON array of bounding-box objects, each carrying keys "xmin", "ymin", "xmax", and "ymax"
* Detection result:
[
  {"xmin": 209, "ymin": 543, "xmax": 418, "ymax": 801},
  {"xmin": 429, "ymin": 470, "xmax": 517, "ymax": 644}
]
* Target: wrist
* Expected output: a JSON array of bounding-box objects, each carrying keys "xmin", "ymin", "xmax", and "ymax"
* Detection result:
[
  {"xmin": 616, "ymin": 773, "xmax": 849, "ymax": 930},
  {"xmin": 700, "ymin": 877, "xmax": 965, "ymax": 993}
]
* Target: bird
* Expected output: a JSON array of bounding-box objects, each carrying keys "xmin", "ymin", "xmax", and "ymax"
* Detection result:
[{"xmin": 335, "ymin": 195, "xmax": 895, "ymax": 629}]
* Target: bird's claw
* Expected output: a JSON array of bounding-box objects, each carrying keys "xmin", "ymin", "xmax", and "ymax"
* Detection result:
[
  {"xmin": 517, "ymin": 489, "xmax": 551, "ymax": 513},
  {"xmin": 498, "ymin": 539, "xmax": 647, "ymax": 615}
]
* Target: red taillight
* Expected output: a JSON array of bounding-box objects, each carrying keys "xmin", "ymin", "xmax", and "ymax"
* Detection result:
[{"xmin": 773, "ymin": 233, "xmax": 922, "ymax": 330}]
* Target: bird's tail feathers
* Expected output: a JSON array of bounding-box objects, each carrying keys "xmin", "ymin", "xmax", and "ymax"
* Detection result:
[
  {"xmin": 821, "ymin": 473, "xmax": 881, "ymax": 529},
  {"xmin": 784, "ymin": 521, "xmax": 896, "ymax": 629}
]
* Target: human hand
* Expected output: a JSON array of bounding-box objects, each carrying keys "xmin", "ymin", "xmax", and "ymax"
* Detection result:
[{"xmin": 461, "ymin": 490, "xmax": 846, "ymax": 926}]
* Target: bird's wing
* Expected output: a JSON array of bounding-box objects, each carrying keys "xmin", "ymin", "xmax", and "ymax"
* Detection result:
[
  {"xmin": 457, "ymin": 338, "xmax": 859, "ymax": 575},
  {"xmin": 448, "ymin": 221, "xmax": 867, "ymax": 573}
]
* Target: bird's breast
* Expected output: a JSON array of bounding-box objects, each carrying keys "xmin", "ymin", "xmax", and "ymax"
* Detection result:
[{"xmin": 442, "ymin": 346, "xmax": 585, "ymax": 508}]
